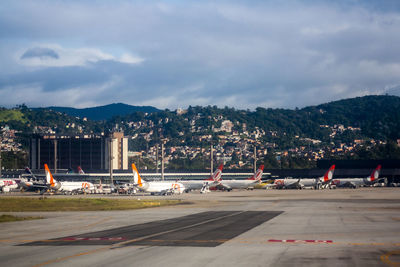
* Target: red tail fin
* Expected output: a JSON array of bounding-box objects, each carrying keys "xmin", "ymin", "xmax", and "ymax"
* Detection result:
[
  {"xmin": 249, "ymin": 165, "xmax": 264, "ymax": 181},
  {"xmin": 211, "ymin": 164, "xmax": 223, "ymax": 181},
  {"xmin": 77, "ymin": 166, "xmax": 85, "ymax": 175},
  {"xmin": 369, "ymin": 165, "xmax": 381, "ymax": 182},
  {"xmin": 323, "ymin": 165, "xmax": 335, "ymax": 182}
]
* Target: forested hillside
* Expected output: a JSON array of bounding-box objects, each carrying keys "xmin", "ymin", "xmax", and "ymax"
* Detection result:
[{"xmin": 1, "ymin": 95, "xmax": 400, "ymax": 169}]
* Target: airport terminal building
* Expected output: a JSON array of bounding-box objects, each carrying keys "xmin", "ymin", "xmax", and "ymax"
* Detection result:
[{"xmin": 29, "ymin": 132, "xmax": 128, "ymax": 171}]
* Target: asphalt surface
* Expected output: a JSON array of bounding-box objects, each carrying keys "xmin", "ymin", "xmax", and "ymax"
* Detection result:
[{"xmin": 1, "ymin": 187, "xmax": 400, "ymax": 267}]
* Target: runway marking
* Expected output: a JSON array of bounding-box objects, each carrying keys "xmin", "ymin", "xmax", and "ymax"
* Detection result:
[
  {"xmin": 5, "ymin": 216, "xmax": 113, "ymax": 241},
  {"xmin": 109, "ymin": 210, "xmax": 249, "ymax": 248},
  {"xmin": 22, "ymin": 211, "xmax": 282, "ymax": 247},
  {"xmin": 28, "ymin": 211, "xmax": 282, "ymax": 266},
  {"xmin": 32, "ymin": 247, "xmax": 110, "ymax": 267},
  {"xmin": 267, "ymin": 239, "xmax": 333, "ymax": 244},
  {"xmin": 61, "ymin": 237, "xmax": 127, "ymax": 241},
  {"xmin": 265, "ymin": 240, "xmax": 400, "ymax": 247},
  {"xmin": 381, "ymin": 250, "xmax": 400, "ymax": 267}
]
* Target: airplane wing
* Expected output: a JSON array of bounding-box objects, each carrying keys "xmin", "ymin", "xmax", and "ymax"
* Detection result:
[
  {"xmin": 339, "ymin": 181, "xmax": 357, "ymax": 188},
  {"xmin": 214, "ymin": 182, "xmax": 232, "ymax": 191},
  {"xmin": 284, "ymin": 179, "xmax": 302, "ymax": 189}
]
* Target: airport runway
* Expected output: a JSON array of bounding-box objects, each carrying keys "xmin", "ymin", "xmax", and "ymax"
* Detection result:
[{"xmin": 1, "ymin": 188, "xmax": 400, "ymax": 266}]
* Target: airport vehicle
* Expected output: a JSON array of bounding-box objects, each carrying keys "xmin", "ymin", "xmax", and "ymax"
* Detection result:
[
  {"xmin": 254, "ymin": 179, "xmax": 274, "ymax": 189},
  {"xmin": 92, "ymin": 180, "xmax": 115, "ymax": 194},
  {"xmin": 132, "ymin": 163, "xmax": 185, "ymax": 195},
  {"xmin": 330, "ymin": 165, "xmax": 382, "ymax": 188},
  {"xmin": 179, "ymin": 164, "xmax": 223, "ymax": 193},
  {"xmin": 273, "ymin": 165, "xmax": 336, "ymax": 189},
  {"xmin": 42, "ymin": 164, "xmax": 95, "ymax": 194},
  {"xmin": 214, "ymin": 165, "xmax": 264, "ymax": 191}
]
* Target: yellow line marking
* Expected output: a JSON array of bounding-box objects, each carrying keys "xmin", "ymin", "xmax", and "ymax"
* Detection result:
[{"xmin": 381, "ymin": 250, "xmax": 400, "ymax": 267}]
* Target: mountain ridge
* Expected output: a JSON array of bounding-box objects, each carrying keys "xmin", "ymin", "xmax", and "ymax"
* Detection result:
[{"xmin": 42, "ymin": 103, "xmax": 160, "ymax": 121}]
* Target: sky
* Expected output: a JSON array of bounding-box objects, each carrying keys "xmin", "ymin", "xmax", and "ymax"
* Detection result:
[{"xmin": 1, "ymin": 0, "xmax": 400, "ymax": 110}]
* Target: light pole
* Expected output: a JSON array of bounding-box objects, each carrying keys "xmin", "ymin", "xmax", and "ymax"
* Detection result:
[
  {"xmin": 53, "ymin": 140, "xmax": 57, "ymax": 173},
  {"xmin": 0, "ymin": 138, "xmax": 2, "ymax": 177},
  {"xmin": 210, "ymin": 143, "xmax": 213, "ymax": 175},
  {"xmin": 156, "ymin": 144, "xmax": 159, "ymax": 174},
  {"xmin": 254, "ymin": 145, "xmax": 257, "ymax": 174},
  {"xmin": 109, "ymin": 137, "xmax": 114, "ymax": 186},
  {"xmin": 161, "ymin": 142, "xmax": 165, "ymax": 181}
]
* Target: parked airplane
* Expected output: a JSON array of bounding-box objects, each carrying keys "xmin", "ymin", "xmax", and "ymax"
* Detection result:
[
  {"xmin": 214, "ymin": 165, "xmax": 264, "ymax": 191},
  {"xmin": 0, "ymin": 178, "xmax": 20, "ymax": 192},
  {"xmin": 180, "ymin": 164, "xmax": 223, "ymax": 193},
  {"xmin": 42, "ymin": 164, "xmax": 94, "ymax": 194},
  {"xmin": 132, "ymin": 163, "xmax": 185, "ymax": 195},
  {"xmin": 20, "ymin": 167, "xmax": 46, "ymax": 192},
  {"xmin": 273, "ymin": 165, "xmax": 336, "ymax": 189},
  {"xmin": 330, "ymin": 165, "xmax": 382, "ymax": 188}
]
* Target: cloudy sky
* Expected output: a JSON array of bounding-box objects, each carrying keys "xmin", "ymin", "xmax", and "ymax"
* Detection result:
[{"xmin": 1, "ymin": 0, "xmax": 400, "ymax": 110}]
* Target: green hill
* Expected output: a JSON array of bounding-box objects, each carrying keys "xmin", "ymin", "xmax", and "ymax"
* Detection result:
[
  {"xmin": 0, "ymin": 109, "xmax": 27, "ymax": 123},
  {"xmin": 2, "ymin": 95, "xmax": 400, "ymax": 147}
]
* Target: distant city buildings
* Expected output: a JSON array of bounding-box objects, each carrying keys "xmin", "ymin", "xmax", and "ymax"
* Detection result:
[
  {"xmin": 0, "ymin": 126, "xmax": 23, "ymax": 152},
  {"xmin": 29, "ymin": 132, "xmax": 128, "ymax": 171},
  {"xmin": 1, "ymin": 111, "xmax": 386, "ymax": 170}
]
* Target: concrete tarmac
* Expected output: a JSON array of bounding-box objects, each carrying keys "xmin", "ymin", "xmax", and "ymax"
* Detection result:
[{"xmin": 1, "ymin": 187, "xmax": 400, "ymax": 267}]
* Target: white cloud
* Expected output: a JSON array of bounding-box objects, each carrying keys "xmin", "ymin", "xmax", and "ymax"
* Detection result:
[
  {"xmin": 119, "ymin": 53, "xmax": 144, "ymax": 64},
  {"xmin": 17, "ymin": 44, "xmax": 144, "ymax": 67},
  {"xmin": 0, "ymin": 75, "xmax": 125, "ymax": 108},
  {"xmin": 1, "ymin": 1, "xmax": 400, "ymax": 109}
]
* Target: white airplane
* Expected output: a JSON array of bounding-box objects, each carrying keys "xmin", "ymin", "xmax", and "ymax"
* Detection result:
[
  {"xmin": 132, "ymin": 163, "xmax": 185, "ymax": 195},
  {"xmin": 274, "ymin": 165, "xmax": 336, "ymax": 189},
  {"xmin": 43, "ymin": 164, "xmax": 94, "ymax": 194},
  {"xmin": 20, "ymin": 167, "xmax": 47, "ymax": 192},
  {"xmin": 0, "ymin": 178, "xmax": 20, "ymax": 192},
  {"xmin": 179, "ymin": 164, "xmax": 223, "ymax": 193},
  {"xmin": 214, "ymin": 165, "xmax": 264, "ymax": 191},
  {"xmin": 330, "ymin": 165, "xmax": 382, "ymax": 188}
]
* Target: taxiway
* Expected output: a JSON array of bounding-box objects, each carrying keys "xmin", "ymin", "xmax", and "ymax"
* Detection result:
[{"xmin": 0, "ymin": 188, "xmax": 399, "ymax": 266}]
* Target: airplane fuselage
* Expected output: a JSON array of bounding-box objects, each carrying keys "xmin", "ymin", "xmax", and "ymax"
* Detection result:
[
  {"xmin": 275, "ymin": 178, "xmax": 319, "ymax": 189},
  {"xmin": 218, "ymin": 179, "xmax": 259, "ymax": 190},
  {"xmin": 0, "ymin": 179, "xmax": 20, "ymax": 191},
  {"xmin": 139, "ymin": 181, "xmax": 185, "ymax": 195},
  {"xmin": 54, "ymin": 181, "xmax": 94, "ymax": 193},
  {"xmin": 331, "ymin": 178, "xmax": 370, "ymax": 188},
  {"xmin": 180, "ymin": 180, "xmax": 218, "ymax": 191}
]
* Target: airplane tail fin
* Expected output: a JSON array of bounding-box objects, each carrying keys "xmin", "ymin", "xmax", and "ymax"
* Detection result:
[
  {"xmin": 25, "ymin": 167, "xmax": 33, "ymax": 175},
  {"xmin": 25, "ymin": 167, "xmax": 37, "ymax": 180},
  {"xmin": 211, "ymin": 164, "xmax": 223, "ymax": 182},
  {"xmin": 44, "ymin": 164, "xmax": 56, "ymax": 187},
  {"xmin": 322, "ymin": 165, "xmax": 335, "ymax": 182},
  {"xmin": 249, "ymin": 165, "xmax": 264, "ymax": 182},
  {"xmin": 77, "ymin": 166, "xmax": 85, "ymax": 175},
  {"xmin": 131, "ymin": 163, "xmax": 143, "ymax": 187},
  {"xmin": 368, "ymin": 165, "xmax": 381, "ymax": 182}
]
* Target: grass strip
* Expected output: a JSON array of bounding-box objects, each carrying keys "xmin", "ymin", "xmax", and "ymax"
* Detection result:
[
  {"xmin": 0, "ymin": 198, "xmax": 183, "ymax": 212},
  {"xmin": 0, "ymin": 214, "xmax": 43, "ymax": 223}
]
